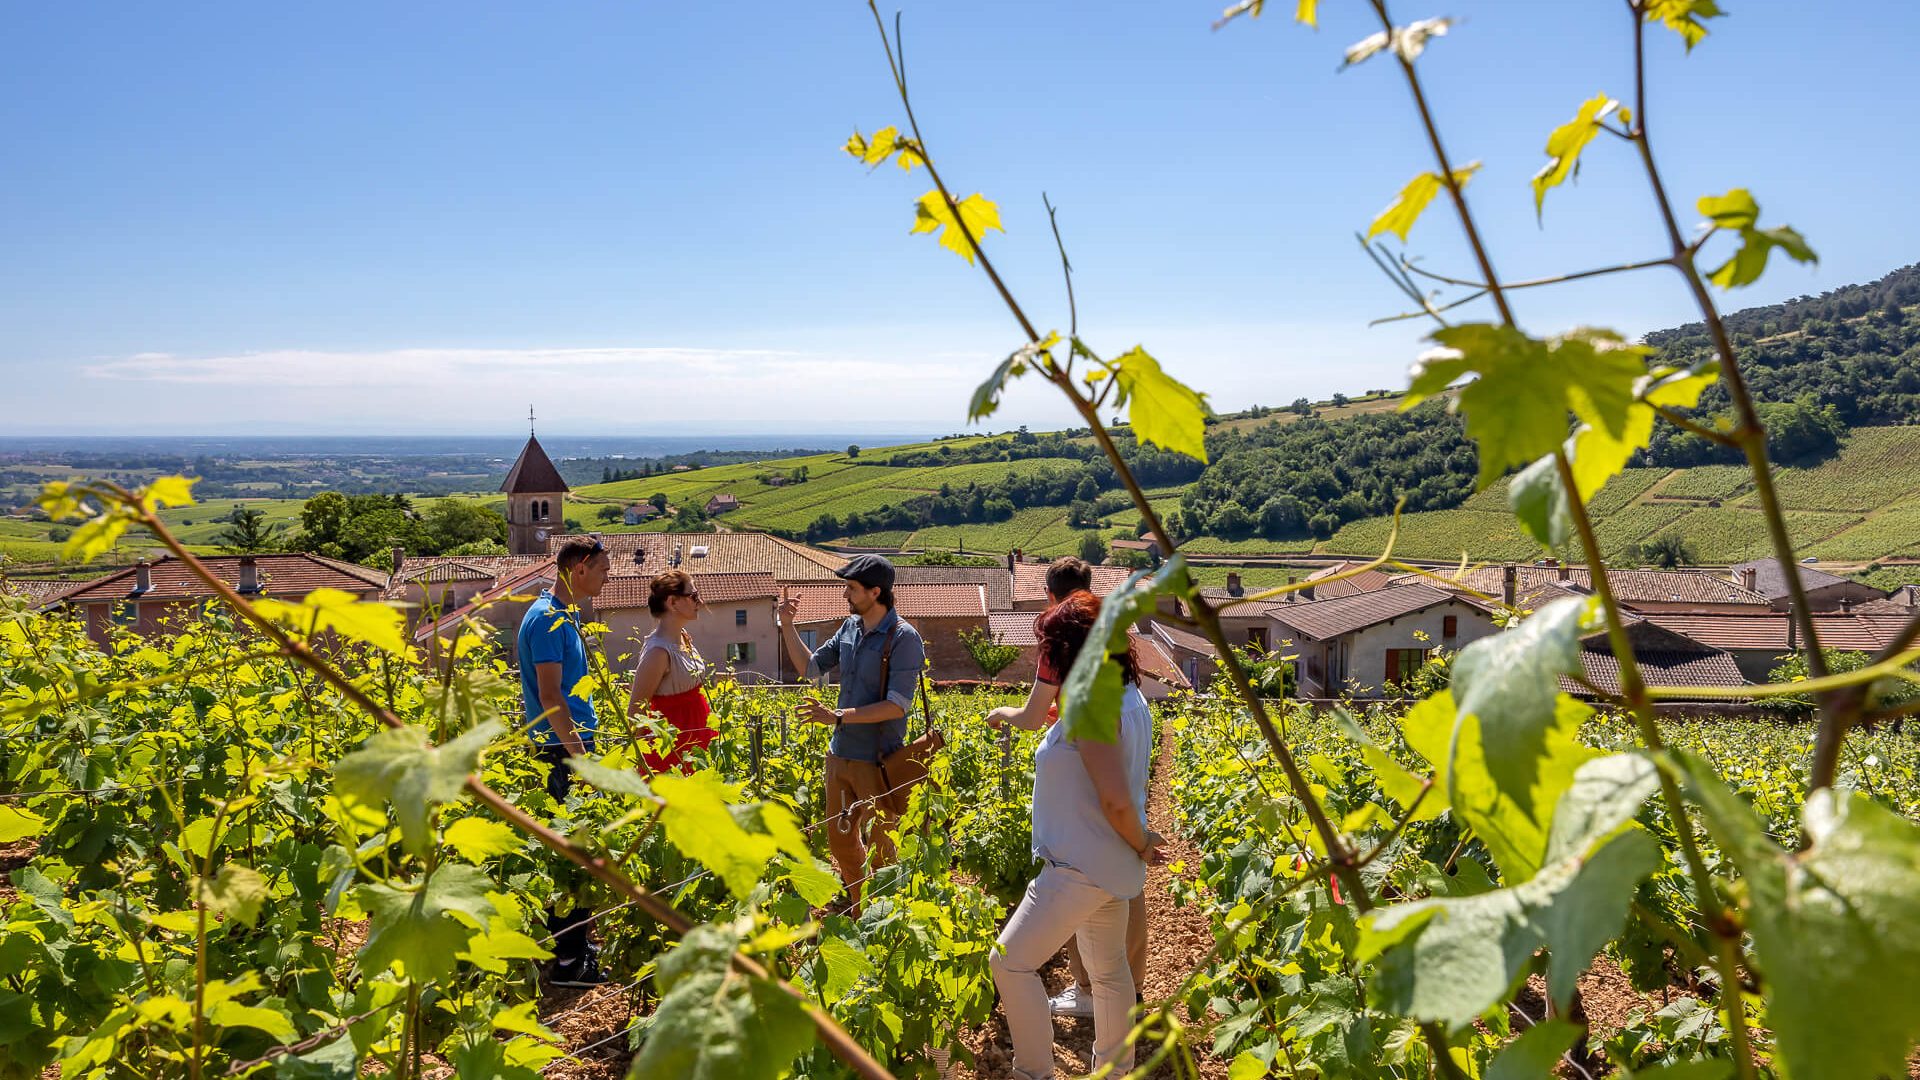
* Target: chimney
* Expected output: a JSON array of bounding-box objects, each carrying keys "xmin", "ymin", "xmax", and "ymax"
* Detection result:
[
  {"xmin": 1301, "ymin": 583, "xmax": 1316, "ymax": 602},
  {"xmin": 1786, "ymin": 603, "xmax": 1798, "ymax": 651},
  {"xmin": 238, "ymin": 556, "xmax": 259, "ymax": 594},
  {"xmin": 1840, "ymin": 596, "xmax": 1853, "ymax": 614},
  {"xmin": 1227, "ymin": 572, "xmax": 1243, "ymax": 597},
  {"xmin": 1556, "ymin": 561, "xmax": 1570, "ymax": 582},
  {"xmin": 390, "ymin": 546, "xmax": 406, "ymax": 575},
  {"xmin": 1285, "ymin": 574, "xmax": 1296, "ymax": 602},
  {"xmin": 1502, "ymin": 563, "xmax": 1518, "ymax": 607},
  {"xmin": 1739, "ymin": 566, "xmax": 1758, "ymax": 591},
  {"xmin": 133, "ymin": 560, "xmax": 152, "ymax": 595}
]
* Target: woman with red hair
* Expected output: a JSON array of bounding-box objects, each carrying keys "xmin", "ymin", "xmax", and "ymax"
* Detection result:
[{"xmin": 985, "ymin": 589, "xmax": 1160, "ymax": 1079}]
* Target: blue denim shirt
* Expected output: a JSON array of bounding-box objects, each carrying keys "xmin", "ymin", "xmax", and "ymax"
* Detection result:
[
  {"xmin": 810, "ymin": 607, "xmax": 924, "ymax": 762},
  {"xmin": 518, "ymin": 591, "xmax": 595, "ymax": 746}
]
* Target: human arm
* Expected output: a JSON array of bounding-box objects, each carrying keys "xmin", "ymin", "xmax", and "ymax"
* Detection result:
[
  {"xmin": 1077, "ymin": 738, "xmax": 1163, "ymax": 861},
  {"xmin": 801, "ymin": 696, "xmax": 906, "ymax": 726},
  {"xmin": 534, "ymin": 662, "xmax": 588, "ymax": 756},
  {"xmin": 776, "ymin": 591, "xmax": 839, "ymax": 681},
  {"xmin": 626, "ymin": 646, "xmax": 669, "ymax": 715},
  {"xmin": 986, "ymin": 679, "xmax": 1058, "ymax": 732}
]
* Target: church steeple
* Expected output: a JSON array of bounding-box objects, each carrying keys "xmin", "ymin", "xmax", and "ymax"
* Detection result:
[{"xmin": 502, "ymin": 412, "xmax": 568, "ymax": 556}]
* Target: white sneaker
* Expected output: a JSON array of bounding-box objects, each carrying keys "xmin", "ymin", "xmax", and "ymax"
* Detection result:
[{"xmin": 1048, "ymin": 984, "xmax": 1095, "ymax": 1018}]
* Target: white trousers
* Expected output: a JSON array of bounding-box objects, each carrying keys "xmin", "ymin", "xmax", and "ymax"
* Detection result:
[{"xmin": 990, "ymin": 863, "xmax": 1135, "ymax": 1079}]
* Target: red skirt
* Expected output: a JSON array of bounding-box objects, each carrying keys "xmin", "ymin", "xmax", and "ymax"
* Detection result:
[{"xmin": 640, "ymin": 687, "xmax": 717, "ymax": 775}]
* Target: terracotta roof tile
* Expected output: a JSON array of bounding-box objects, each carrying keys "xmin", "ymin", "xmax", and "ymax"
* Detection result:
[
  {"xmin": 564, "ymin": 532, "xmax": 844, "ymax": 580},
  {"xmin": 1731, "ymin": 557, "xmax": 1855, "ymax": 600},
  {"xmin": 1010, "ymin": 559, "xmax": 1135, "ymax": 604},
  {"xmin": 894, "ymin": 566, "xmax": 1015, "ymax": 611},
  {"xmin": 1642, "ymin": 611, "xmax": 1914, "ymax": 652},
  {"xmin": 989, "ymin": 611, "xmax": 1042, "ymax": 646},
  {"xmin": 1398, "ymin": 565, "xmax": 1772, "ymax": 608},
  {"xmin": 2, "ymin": 577, "xmax": 89, "ymax": 607},
  {"xmin": 412, "ymin": 559, "xmax": 557, "ymax": 642},
  {"xmin": 1269, "ymin": 584, "xmax": 1486, "ymax": 641},
  {"xmin": 785, "ymin": 581, "xmax": 988, "ymax": 623},
  {"xmin": 56, "ymin": 554, "xmax": 388, "ymax": 605},
  {"xmin": 1570, "ymin": 644, "xmax": 1748, "ymax": 697},
  {"xmin": 594, "ymin": 572, "xmax": 780, "ymax": 610}
]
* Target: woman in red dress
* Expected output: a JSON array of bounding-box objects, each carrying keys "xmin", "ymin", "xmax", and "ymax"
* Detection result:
[{"xmin": 626, "ymin": 570, "xmax": 717, "ymax": 774}]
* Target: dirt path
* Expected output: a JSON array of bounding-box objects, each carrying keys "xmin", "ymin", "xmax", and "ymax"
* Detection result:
[{"xmin": 957, "ymin": 720, "xmax": 1224, "ymax": 1080}]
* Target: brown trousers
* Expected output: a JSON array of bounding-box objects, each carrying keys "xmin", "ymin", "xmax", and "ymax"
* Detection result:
[
  {"xmin": 824, "ymin": 753, "xmax": 899, "ymax": 907},
  {"xmin": 1065, "ymin": 892, "xmax": 1148, "ymax": 994}
]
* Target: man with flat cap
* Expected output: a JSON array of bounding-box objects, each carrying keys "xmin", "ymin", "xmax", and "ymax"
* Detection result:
[{"xmin": 777, "ymin": 554, "xmax": 926, "ymax": 911}]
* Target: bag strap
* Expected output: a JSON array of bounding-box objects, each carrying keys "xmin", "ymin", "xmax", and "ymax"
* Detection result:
[{"xmin": 877, "ymin": 618, "xmax": 937, "ymax": 739}]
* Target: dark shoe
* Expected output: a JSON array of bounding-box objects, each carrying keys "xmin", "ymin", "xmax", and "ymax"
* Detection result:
[{"xmin": 547, "ymin": 956, "xmax": 609, "ymax": 989}]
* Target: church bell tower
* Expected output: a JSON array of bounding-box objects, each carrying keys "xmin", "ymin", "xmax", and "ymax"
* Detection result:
[{"xmin": 502, "ymin": 409, "xmax": 569, "ymax": 557}]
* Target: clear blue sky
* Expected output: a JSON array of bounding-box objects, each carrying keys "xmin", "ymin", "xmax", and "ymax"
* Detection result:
[{"xmin": 1, "ymin": 1, "xmax": 1912, "ymax": 437}]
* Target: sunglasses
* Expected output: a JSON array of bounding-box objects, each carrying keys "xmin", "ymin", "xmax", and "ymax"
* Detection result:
[{"xmin": 586, "ymin": 533, "xmax": 606, "ymax": 555}]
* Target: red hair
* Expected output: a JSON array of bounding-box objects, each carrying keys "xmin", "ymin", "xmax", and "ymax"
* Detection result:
[{"xmin": 1035, "ymin": 589, "xmax": 1137, "ymax": 687}]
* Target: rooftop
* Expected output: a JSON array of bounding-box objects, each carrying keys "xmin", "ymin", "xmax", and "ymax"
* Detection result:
[
  {"xmin": 594, "ymin": 571, "xmax": 781, "ymax": 610},
  {"xmin": 1400, "ymin": 565, "xmax": 1772, "ymax": 608},
  {"xmin": 894, "ymin": 565, "xmax": 1015, "ymax": 611},
  {"xmin": 56, "ymin": 553, "xmax": 388, "ymax": 605},
  {"xmin": 1641, "ymin": 611, "xmax": 1916, "ymax": 653},
  {"xmin": 1269, "ymin": 583, "xmax": 1484, "ymax": 641},
  {"xmin": 1010, "ymin": 558, "xmax": 1137, "ymax": 605},
  {"xmin": 783, "ymin": 581, "xmax": 989, "ymax": 623},
  {"xmin": 561, "ymin": 531, "xmax": 845, "ymax": 580},
  {"xmin": 1731, "ymin": 556, "xmax": 1860, "ymax": 600},
  {"xmin": 500, "ymin": 434, "xmax": 569, "ymax": 495}
]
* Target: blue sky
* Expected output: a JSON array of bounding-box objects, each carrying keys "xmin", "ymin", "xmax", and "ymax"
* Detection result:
[{"xmin": 1, "ymin": 1, "xmax": 1912, "ymax": 437}]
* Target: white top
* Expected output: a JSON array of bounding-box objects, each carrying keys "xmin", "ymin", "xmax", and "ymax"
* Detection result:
[
  {"xmin": 641, "ymin": 629, "xmax": 707, "ymax": 696},
  {"xmin": 1030, "ymin": 683, "xmax": 1154, "ymax": 899}
]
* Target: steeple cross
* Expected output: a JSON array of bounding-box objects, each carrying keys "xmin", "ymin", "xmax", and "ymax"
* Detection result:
[{"xmin": 528, "ymin": 404, "xmax": 536, "ymax": 435}]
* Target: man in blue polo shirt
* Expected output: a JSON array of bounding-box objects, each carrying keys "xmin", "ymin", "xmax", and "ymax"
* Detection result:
[
  {"xmin": 776, "ymin": 554, "xmax": 925, "ymax": 912},
  {"xmin": 518, "ymin": 534, "xmax": 610, "ymax": 987}
]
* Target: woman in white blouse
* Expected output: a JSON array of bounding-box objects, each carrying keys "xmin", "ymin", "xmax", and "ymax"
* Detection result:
[{"xmin": 985, "ymin": 589, "xmax": 1160, "ymax": 1079}]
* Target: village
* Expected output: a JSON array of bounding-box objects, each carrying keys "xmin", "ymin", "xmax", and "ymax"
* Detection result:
[{"xmin": 12, "ymin": 430, "xmax": 1916, "ymax": 710}]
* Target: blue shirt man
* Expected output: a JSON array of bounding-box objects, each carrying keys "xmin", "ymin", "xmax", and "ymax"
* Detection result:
[{"xmin": 518, "ymin": 590, "xmax": 596, "ymax": 748}]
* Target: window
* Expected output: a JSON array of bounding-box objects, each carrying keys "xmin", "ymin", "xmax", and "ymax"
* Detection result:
[
  {"xmin": 1385, "ymin": 648, "xmax": 1431, "ymax": 684},
  {"xmin": 800, "ymin": 629, "xmax": 817, "ymax": 650},
  {"xmin": 1442, "ymin": 615, "xmax": 1459, "ymax": 639},
  {"xmin": 1247, "ymin": 625, "xmax": 1270, "ymax": 652},
  {"xmin": 735, "ymin": 608, "xmax": 748, "ymax": 627},
  {"xmin": 727, "ymin": 642, "xmax": 755, "ymax": 665},
  {"xmin": 110, "ymin": 602, "xmax": 139, "ymax": 628}
]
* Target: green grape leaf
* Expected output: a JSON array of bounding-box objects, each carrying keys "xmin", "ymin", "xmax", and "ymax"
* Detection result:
[
  {"xmin": 206, "ymin": 1000, "xmax": 296, "ymax": 1043},
  {"xmin": 1697, "ymin": 187, "xmax": 1758, "ymax": 229},
  {"xmin": 783, "ymin": 858, "xmax": 842, "ymax": 908},
  {"xmin": 1511, "ymin": 360, "xmax": 1717, "ymax": 548},
  {"xmin": 1296, "ymin": 0, "xmax": 1316, "ymax": 27},
  {"xmin": 1697, "ymin": 190, "xmax": 1818, "ymax": 289},
  {"xmin": 1708, "ymin": 224, "xmax": 1818, "ymax": 289},
  {"xmin": 1626, "ymin": 1061, "xmax": 1733, "ymax": 1080},
  {"xmin": 1545, "ymin": 753, "xmax": 1660, "ymax": 865},
  {"xmin": 911, "ymin": 190, "xmax": 1003, "ymax": 265},
  {"xmin": 197, "ymin": 863, "xmax": 269, "ymax": 929},
  {"xmin": 630, "ymin": 924, "xmax": 815, "ymax": 1080},
  {"xmin": 1228, "ymin": 1050, "xmax": 1269, "ymax": 1080},
  {"xmin": 1533, "ymin": 95, "xmax": 1621, "ymax": 217},
  {"xmin": 355, "ymin": 863, "xmax": 496, "ymax": 983},
  {"xmin": 492, "ymin": 1001, "xmax": 562, "ymax": 1045},
  {"xmin": 652, "ymin": 772, "xmax": 808, "ymax": 900},
  {"xmin": 0, "ymin": 805, "xmax": 46, "ymax": 844},
  {"xmin": 813, "ymin": 933, "xmax": 875, "ymax": 1000},
  {"xmin": 458, "ymin": 917, "xmax": 552, "ymax": 974},
  {"xmin": 1487, "ymin": 1019, "xmax": 1581, "ymax": 1080},
  {"xmin": 1110, "ymin": 346, "xmax": 1211, "ymax": 462},
  {"xmin": 1670, "ymin": 753, "xmax": 1920, "ymax": 1080},
  {"xmin": 1644, "ymin": 0, "xmax": 1724, "ymax": 50},
  {"xmin": 1451, "ymin": 596, "xmax": 1601, "ymax": 818},
  {"xmin": 334, "ymin": 721, "xmax": 501, "ymax": 857},
  {"xmin": 1405, "ymin": 325, "xmax": 1569, "ymax": 485},
  {"xmin": 1362, "ymin": 826, "xmax": 1658, "ymax": 1028},
  {"xmin": 971, "ymin": 333, "xmax": 1058, "ymax": 422},
  {"xmin": 1367, "ymin": 164, "xmax": 1479, "ymax": 243},
  {"xmin": 442, "ymin": 816, "xmax": 523, "ymax": 863},
  {"xmin": 256, "ymin": 587, "xmax": 411, "ymax": 656},
  {"xmin": 1333, "ymin": 710, "xmax": 1445, "ymax": 822},
  {"xmin": 1061, "ymin": 556, "xmax": 1193, "ymax": 743},
  {"xmin": 567, "ymin": 755, "xmax": 657, "ymax": 799},
  {"xmin": 139, "ymin": 475, "xmax": 197, "ymax": 513}
]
